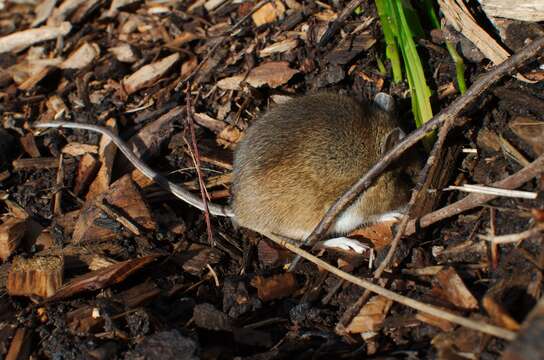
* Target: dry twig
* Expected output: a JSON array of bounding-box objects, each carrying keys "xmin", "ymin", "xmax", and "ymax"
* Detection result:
[
  {"xmin": 446, "ymin": 184, "xmax": 538, "ymax": 199},
  {"xmin": 186, "ymin": 87, "xmax": 214, "ymax": 246},
  {"xmin": 480, "ymin": 225, "xmax": 544, "ymax": 244}
]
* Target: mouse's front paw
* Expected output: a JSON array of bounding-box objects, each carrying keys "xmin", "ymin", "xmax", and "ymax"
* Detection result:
[
  {"xmin": 375, "ymin": 211, "xmax": 404, "ymax": 223},
  {"xmin": 322, "ymin": 237, "xmax": 370, "ymax": 254}
]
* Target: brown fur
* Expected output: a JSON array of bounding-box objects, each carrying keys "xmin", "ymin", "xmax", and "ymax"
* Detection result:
[{"xmin": 232, "ymin": 93, "xmax": 412, "ymax": 240}]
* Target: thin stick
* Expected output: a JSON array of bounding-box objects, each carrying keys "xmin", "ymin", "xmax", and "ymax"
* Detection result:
[
  {"xmin": 265, "ymin": 232, "xmax": 516, "ymax": 340},
  {"xmin": 303, "ymin": 36, "xmax": 544, "ymax": 249},
  {"xmin": 480, "ymin": 225, "xmax": 544, "ymax": 244},
  {"xmin": 446, "ymin": 184, "xmax": 537, "ymax": 199},
  {"xmin": 53, "ymin": 154, "xmax": 64, "ymax": 216},
  {"xmin": 186, "ymin": 86, "xmax": 214, "ymax": 246}
]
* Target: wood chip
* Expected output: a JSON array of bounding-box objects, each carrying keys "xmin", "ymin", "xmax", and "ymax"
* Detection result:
[
  {"xmin": 0, "ymin": 217, "xmax": 27, "ymax": 261},
  {"xmin": 509, "ymin": 116, "xmax": 544, "ymax": 156},
  {"xmin": 7, "ymin": 255, "xmax": 64, "ymax": 298},
  {"xmin": 314, "ymin": 10, "xmax": 338, "ymax": 22},
  {"xmin": 8, "ymin": 58, "xmax": 61, "ymax": 85},
  {"xmin": 128, "ymin": 106, "xmax": 183, "ymax": 160},
  {"xmin": 168, "ymin": 32, "xmax": 203, "ymax": 48},
  {"xmin": 62, "ymin": 142, "xmax": 99, "ymax": 156},
  {"xmin": 70, "ymin": 0, "xmax": 101, "ymax": 24},
  {"xmin": 73, "ymin": 175, "xmax": 156, "ymax": 243},
  {"xmin": 66, "ymin": 305, "xmax": 105, "ymax": 335},
  {"xmin": 55, "ymin": 210, "xmax": 81, "ymax": 236},
  {"xmin": 87, "ymin": 118, "xmax": 117, "ymax": 200},
  {"xmin": 325, "ymin": 33, "xmax": 376, "ymax": 65},
  {"xmin": 440, "ymin": 0, "xmax": 510, "ymax": 65},
  {"xmin": 477, "ymin": 128, "xmax": 501, "ymax": 152},
  {"xmin": 182, "ymin": 172, "xmax": 232, "ymax": 191},
  {"xmin": 39, "ymin": 95, "xmax": 69, "ymax": 123},
  {"xmin": 12, "ymin": 157, "xmax": 58, "ymax": 171},
  {"xmin": 433, "ymin": 267, "xmax": 479, "ymax": 310},
  {"xmin": 204, "ymin": 0, "xmax": 227, "ymax": 11},
  {"xmin": 483, "ymin": 280, "xmax": 522, "ymax": 331},
  {"xmin": 45, "ymin": 255, "xmax": 159, "ymax": 302},
  {"xmin": 19, "ymin": 133, "xmax": 41, "ymax": 158},
  {"xmin": 345, "ymin": 295, "xmax": 393, "ymax": 334},
  {"xmin": 32, "ymin": 0, "xmax": 57, "ymax": 27},
  {"xmin": 5, "ymin": 328, "xmax": 32, "ymax": 360},
  {"xmin": 73, "ymin": 153, "xmax": 100, "ymax": 196},
  {"xmin": 122, "ymin": 53, "xmax": 180, "ymax": 95},
  {"xmin": 106, "ymin": 0, "xmax": 140, "ymax": 17},
  {"xmin": 60, "ymin": 42, "xmax": 100, "ymax": 70},
  {"xmin": 193, "ymin": 112, "xmax": 227, "ymax": 133},
  {"xmin": 257, "ymin": 238, "xmax": 293, "ymax": 267},
  {"xmin": 114, "ymin": 281, "xmax": 161, "ymax": 308},
  {"xmin": 180, "ymin": 244, "xmax": 223, "ymax": 276},
  {"xmin": 47, "ymin": 0, "xmax": 87, "ymax": 26},
  {"xmin": 0, "ymin": 22, "xmax": 72, "ymax": 53},
  {"xmin": 217, "ymin": 61, "xmax": 298, "ymax": 90},
  {"xmin": 18, "ymin": 65, "xmax": 57, "ymax": 91},
  {"xmin": 252, "ymin": 2, "xmax": 284, "ymax": 27},
  {"xmin": 480, "ymin": 0, "xmax": 544, "ymax": 22},
  {"xmin": 416, "ymin": 312, "xmax": 455, "ymax": 332},
  {"xmin": 109, "ymin": 43, "xmax": 138, "ymax": 63},
  {"xmin": 258, "ymin": 38, "xmax": 299, "ymax": 58}
]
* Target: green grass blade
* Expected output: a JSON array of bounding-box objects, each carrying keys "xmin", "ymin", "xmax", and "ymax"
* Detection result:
[
  {"xmin": 376, "ymin": 0, "xmax": 402, "ymax": 83},
  {"xmin": 422, "ymin": 0, "xmax": 467, "ymax": 94}
]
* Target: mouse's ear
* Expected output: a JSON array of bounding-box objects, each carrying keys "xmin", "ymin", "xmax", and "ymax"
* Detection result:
[
  {"xmin": 381, "ymin": 127, "xmax": 406, "ymax": 154},
  {"xmin": 373, "ymin": 92, "xmax": 395, "ymax": 113}
]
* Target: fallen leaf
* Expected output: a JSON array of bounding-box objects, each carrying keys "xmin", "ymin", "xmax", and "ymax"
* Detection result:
[
  {"xmin": 433, "ymin": 267, "xmax": 479, "ymax": 310},
  {"xmin": 346, "ymin": 295, "xmax": 393, "ymax": 333},
  {"xmin": 217, "ymin": 61, "xmax": 298, "ymax": 90},
  {"xmin": 251, "ymin": 273, "xmax": 297, "ymax": 302},
  {"xmin": 349, "ymin": 221, "xmax": 395, "ymax": 250}
]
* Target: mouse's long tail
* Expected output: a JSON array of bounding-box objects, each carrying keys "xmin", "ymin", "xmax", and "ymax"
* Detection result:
[{"xmin": 34, "ymin": 121, "xmax": 234, "ymax": 217}]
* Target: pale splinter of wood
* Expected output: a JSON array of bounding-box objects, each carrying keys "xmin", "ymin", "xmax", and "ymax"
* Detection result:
[
  {"xmin": 446, "ymin": 184, "xmax": 538, "ymax": 199},
  {"xmin": 0, "ymin": 22, "xmax": 71, "ymax": 53},
  {"xmin": 480, "ymin": 225, "xmax": 544, "ymax": 244}
]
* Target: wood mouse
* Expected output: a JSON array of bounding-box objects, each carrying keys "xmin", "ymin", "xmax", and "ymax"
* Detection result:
[
  {"xmin": 34, "ymin": 93, "xmax": 414, "ymax": 252},
  {"xmin": 232, "ymin": 93, "xmax": 411, "ymax": 247}
]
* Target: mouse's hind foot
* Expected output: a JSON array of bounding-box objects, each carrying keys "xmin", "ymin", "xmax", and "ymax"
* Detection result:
[{"xmin": 321, "ymin": 237, "xmax": 370, "ymax": 254}]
